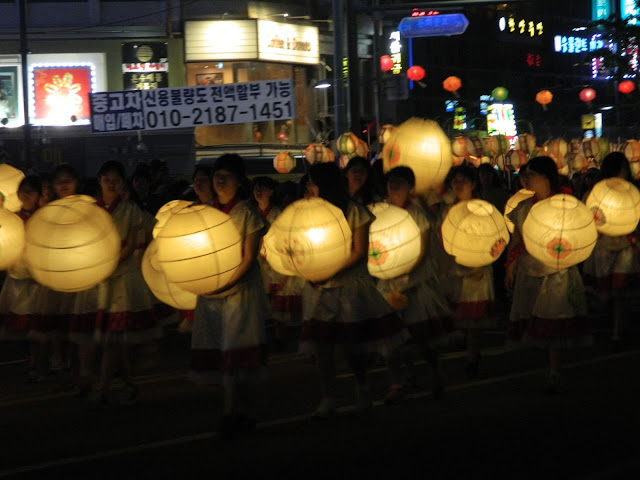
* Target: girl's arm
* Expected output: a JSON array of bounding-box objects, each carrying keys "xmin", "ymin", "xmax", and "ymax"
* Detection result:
[
  {"xmin": 119, "ymin": 227, "xmax": 137, "ymax": 263},
  {"xmin": 312, "ymin": 221, "xmax": 370, "ymax": 284},
  {"xmin": 205, "ymin": 229, "xmax": 262, "ymax": 295}
]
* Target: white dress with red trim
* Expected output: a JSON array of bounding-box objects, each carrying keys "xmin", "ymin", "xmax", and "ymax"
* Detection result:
[
  {"xmin": 299, "ymin": 201, "xmax": 409, "ymax": 358},
  {"xmin": 506, "ymin": 198, "xmax": 592, "ymax": 349},
  {"xmin": 189, "ymin": 198, "xmax": 269, "ymax": 385}
]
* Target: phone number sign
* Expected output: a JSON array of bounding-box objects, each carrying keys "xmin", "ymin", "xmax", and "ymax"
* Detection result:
[{"xmin": 89, "ymin": 78, "xmax": 295, "ymax": 133}]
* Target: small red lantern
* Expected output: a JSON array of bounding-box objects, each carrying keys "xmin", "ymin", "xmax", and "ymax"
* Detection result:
[
  {"xmin": 619, "ymin": 80, "xmax": 636, "ymax": 94},
  {"xmin": 443, "ymin": 76, "xmax": 462, "ymax": 93},
  {"xmin": 579, "ymin": 87, "xmax": 596, "ymax": 103},
  {"xmin": 380, "ymin": 55, "xmax": 394, "ymax": 72},
  {"xmin": 407, "ymin": 66, "xmax": 426, "ymax": 82},
  {"xmin": 536, "ymin": 90, "xmax": 553, "ymax": 110}
]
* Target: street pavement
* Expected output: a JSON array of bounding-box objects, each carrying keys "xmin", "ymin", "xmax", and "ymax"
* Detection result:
[{"xmin": 0, "ymin": 315, "xmax": 639, "ymax": 479}]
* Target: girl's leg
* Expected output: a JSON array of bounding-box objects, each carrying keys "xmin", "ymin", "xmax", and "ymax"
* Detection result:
[
  {"xmin": 345, "ymin": 350, "xmax": 371, "ymax": 411},
  {"xmin": 420, "ymin": 343, "xmax": 445, "ymax": 399},
  {"xmin": 546, "ymin": 346, "xmax": 561, "ymax": 393},
  {"xmin": 312, "ymin": 344, "xmax": 337, "ymax": 417},
  {"xmin": 384, "ymin": 345, "xmax": 406, "ymax": 405},
  {"xmin": 465, "ymin": 329, "xmax": 481, "ymax": 379}
]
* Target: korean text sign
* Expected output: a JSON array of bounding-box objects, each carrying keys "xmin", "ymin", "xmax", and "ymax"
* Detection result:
[{"xmin": 89, "ymin": 78, "xmax": 295, "ymax": 133}]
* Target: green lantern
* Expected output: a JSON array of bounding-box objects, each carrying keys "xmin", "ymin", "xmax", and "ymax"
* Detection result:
[{"xmin": 491, "ymin": 86, "xmax": 509, "ymax": 101}]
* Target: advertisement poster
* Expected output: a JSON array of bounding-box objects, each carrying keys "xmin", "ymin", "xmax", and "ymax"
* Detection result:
[
  {"xmin": 32, "ymin": 66, "xmax": 93, "ymax": 124},
  {"xmin": 122, "ymin": 42, "xmax": 168, "ymax": 90},
  {"xmin": 0, "ymin": 66, "xmax": 19, "ymax": 124}
]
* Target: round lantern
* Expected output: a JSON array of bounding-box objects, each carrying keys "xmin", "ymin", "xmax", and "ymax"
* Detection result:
[
  {"xmin": 579, "ymin": 87, "xmax": 596, "ymax": 103},
  {"xmin": 380, "ymin": 55, "xmax": 394, "ymax": 72},
  {"xmin": 536, "ymin": 90, "xmax": 553, "ymax": 109},
  {"xmin": 581, "ymin": 137, "xmax": 600, "ymax": 161},
  {"xmin": 496, "ymin": 149, "xmax": 527, "ymax": 172},
  {"xmin": 486, "ymin": 134, "xmax": 509, "ymax": 156},
  {"xmin": 504, "ymin": 189, "xmax": 534, "ymax": 233},
  {"xmin": 491, "ymin": 86, "xmax": 509, "ymax": 101},
  {"xmin": 543, "ymin": 138, "xmax": 568, "ymax": 168},
  {"xmin": 452, "ymin": 136, "xmax": 474, "ymax": 160},
  {"xmin": 262, "ymin": 197, "xmax": 352, "ymax": 282},
  {"xmin": 585, "ymin": 178, "xmax": 640, "ymax": 236},
  {"xmin": 0, "ymin": 163, "xmax": 25, "ymax": 213},
  {"xmin": 153, "ymin": 199, "xmax": 193, "ymax": 239},
  {"xmin": 354, "ymin": 139, "xmax": 370, "ymax": 158},
  {"xmin": 377, "ymin": 124, "xmax": 395, "ymax": 145},
  {"xmin": 141, "ymin": 239, "xmax": 197, "ymax": 310},
  {"xmin": 522, "ymin": 194, "xmax": 598, "ymax": 271},
  {"xmin": 622, "ymin": 139, "xmax": 640, "ymax": 162},
  {"xmin": 381, "ymin": 117, "xmax": 452, "ymax": 195},
  {"xmin": 338, "ymin": 154, "xmax": 354, "ymax": 169},
  {"xmin": 155, "ymin": 204, "xmax": 243, "ymax": 295},
  {"xmin": 337, "ymin": 132, "xmax": 359, "ymax": 155},
  {"xmin": 407, "ymin": 66, "xmax": 426, "ymax": 82},
  {"xmin": 274, "ymin": 151, "xmax": 296, "ymax": 174},
  {"xmin": 304, "ymin": 143, "xmax": 335, "ymax": 165},
  {"xmin": 441, "ymin": 199, "xmax": 510, "ymax": 268},
  {"xmin": 23, "ymin": 195, "xmax": 121, "ymax": 292},
  {"xmin": 0, "ymin": 207, "xmax": 25, "ymax": 271},
  {"xmin": 619, "ymin": 80, "xmax": 636, "ymax": 94},
  {"xmin": 515, "ymin": 134, "xmax": 536, "ymax": 154},
  {"xmin": 366, "ymin": 203, "xmax": 422, "ymax": 279},
  {"xmin": 598, "ymin": 137, "xmax": 611, "ymax": 161},
  {"xmin": 443, "ymin": 76, "xmax": 462, "ymax": 93}
]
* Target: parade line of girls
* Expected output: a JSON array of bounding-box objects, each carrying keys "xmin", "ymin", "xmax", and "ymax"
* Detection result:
[{"xmin": 1, "ymin": 152, "xmax": 636, "ymax": 438}]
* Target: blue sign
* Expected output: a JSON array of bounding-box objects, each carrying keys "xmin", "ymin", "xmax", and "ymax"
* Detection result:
[
  {"xmin": 621, "ymin": 0, "xmax": 638, "ymax": 23},
  {"xmin": 592, "ymin": 0, "xmax": 610, "ymax": 21},
  {"xmin": 398, "ymin": 13, "xmax": 469, "ymax": 38}
]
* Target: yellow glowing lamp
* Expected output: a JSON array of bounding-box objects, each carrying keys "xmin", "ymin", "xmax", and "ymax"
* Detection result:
[
  {"xmin": 262, "ymin": 197, "xmax": 352, "ymax": 282},
  {"xmin": 0, "ymin": 163, "xmax": 25, "ymax": 212},
  {"xmin": 0, "ymin": 207, "xmax": 25, "ymax": 271},
  {"xmin": 23, "ymin": 195, "xmax": 121, "ymax": 292},
  {"xmin": 337, "ymin": 132, "xmax": 360, "ymax": 155},
  {"xmin": 441, "ymin": 199, "xmax": 510, "ymax": 267},
  {"xmin": 366, "ymin": 203, "xmax": 421, "ymax": 279},
  {"xmin": 304, "ymin": 143, "xmax": 335, "ymax": 164},
  {"xmin": 152, "ymin": 200, "xmax": 193, "ymax": 239},
  {"xmin": 155, "ymin": 204, "xmax": 242, "ymax": 295},
  {"xmin": 141, "ymin": 239, "xmax": 197, "ymax": 310},
  {"xmin": 515, "ymin": 134, "xmax": 536, "ymax": 154},
  {"xmin": 585, "ymin": 178, "xmax": 640, "ymax": 236},
  {"xmin": 523, "ymin": 194, "xmax": 597, "ymax": 270},
  {"xmin": 504, "ymin": 189, "xmax": 534, "ymax": 233},
  {"xmin": 381, "ymin": 117, "xmax": 452, "ymax": 195}
]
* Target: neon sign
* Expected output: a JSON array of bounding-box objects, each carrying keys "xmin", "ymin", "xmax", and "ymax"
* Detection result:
[
  {"xmin": 498, "ymin": 16, "xmax": 544, "ymax": 37},
  {"xmin": 411, "ymin": 9, "xmax": 440, "ymax": 17},
  {"xmin": 487, "ymin": 103, "xmax": 516, "ymax": 137},
  {"xmin": 389, "ymin": 31, "xmax": 403, "ymax": 74}
]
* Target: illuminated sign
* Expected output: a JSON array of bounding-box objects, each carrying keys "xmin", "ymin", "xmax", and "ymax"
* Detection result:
[
  {"xmin": 0, "ymin": 65, "xmax": 21, "ymax": 128},
  {"xmin": 479, "ymin": 95, "xmax": 492, "ymax": 115},
  {"xmin": 621, "ymin": 0, "xmax": 639, "ymax": 24},
  {"xmin": 31, "ymin": 64, "xmax": 95, "ymax": 126},
  {"xmin": 399, "ymin": 13, "xmax": 469, "ymax": 37},
  {"xmin": 389, "ymin": 31, "xmax": 403, "ymax": 74},
  {"xmin": 554, "ymin": 35, "xmax": 604, "ymax": 54},
  {"xmin": 487, "ymin": 103, "xmax": 516, "ymax": 137},
  {"xmin": 257, "ymin": 20, "xmax": 319, "ymax": 64},
  {"xmin": 122, "ymin": 42, "xmax": 168, "ymax": 91},
  {"xmin": 498, "ymin": 16, "xmax": 544, "ymax": 37},
  {"xmin": 445, "ymin": 99, "xmax": 458, "ymax": 113},
  {"xmin": 453, "ymin": 106, "xmax": 467, "ymax": 131},
  {"xmin": 526, "ymin": 53, "xmax": 542, "ymax": 67},
  {"xmin": 592, "ymin": 0, "xmax": 611, "ymax": 20},
  {"xmin": 411, "ymin": 8, "xmax": 440, "ymax": 17}
]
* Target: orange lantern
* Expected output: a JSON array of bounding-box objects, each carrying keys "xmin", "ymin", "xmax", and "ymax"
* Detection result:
[
  {"xmin": 304, "ymin": 143, "xmax": 335, "ymax": 165},
  {"xmin": 536, "ymin": 90, "xmax": 553, "ymax": 109},
  {"xmin": 354, "ymin": 139, "xmax": 369, "ymax": 159},
  {"xmin": 377, "ymin": 124, "xmax": 395, "ymax": 145},
  {"xmin": 337, "ymin": 132, "xmax": 360, "ymax": 155},
  {"xmin": 486, "ymin": 134, "xmax": 509, "ymax": 156},
  {"xmin": 623, "ymin": 139, "xmax": 640, "ymax": 162},
  {"xmin": 619, "ymin": 80, "xmax": 636, "ymax": 94},
  {"xmin": 515, "ymin": 134, "xmax": 536, "ymax": 154},
  {"xmin": 543, "ymin": 138, "xmax": 568, "ymax": 169},
  {"xmin": 579, "ymin": 87, "xmax": 596, "ymax": 103},
  {"xmin": 273, "ymin": 151, "xmax": 296, "ymax": 174},
  {"xmin": 380, "ymin": 55, "xmax": 394, "ymax": 72},
  {"xmin": 406, "ymin": 66, "xmax": 426, "ymax": 82},
  {"xmin": 443, "ymin": 76, "xmax": 462, "ymax": 93}
]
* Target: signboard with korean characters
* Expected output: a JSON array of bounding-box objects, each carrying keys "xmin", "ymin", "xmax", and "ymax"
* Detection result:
[
  {"xmin": 122, "ymin": 42, "xmax": 169, "ymax": 90},
  {"xmin": 89, "ymin": 78, "xmax": 295, "ymax": 133}
]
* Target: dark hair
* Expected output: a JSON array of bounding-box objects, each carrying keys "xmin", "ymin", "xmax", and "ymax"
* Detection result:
[
  {"xmin": 252, "ymin": 176, "xmax": 278, "ymax": 191},
  {"xmin": 343, "ymin": 155, "xmax": 382, "ymax": 204},
  {"xmin": 97, "ymin": 160, "xmax": 126, "ymax": 180},
  {"xmin": 527, "ymin": 156, "xmax": 560, "ymax": 193},
  {"xmin": 600, "ymin": 151, "xmax": 631, "ymax": 180},
  {"xmin": 18, "ymin": 174, "xmax": 42, "ymax": 196},
  {"xmin": 53, "ymin": 163, "xmax": 79, "ymax": 181},
  {"xmin": 477, "ymin": 163, "xmax": 501, "ymax": 188},
  {"xmin": 131, "ymin": 163, "xmax": 151, "ymax": 183},
  {"xmin": 385, "ymin": 166, "xmax": 416, "ymax": 188},
  {"xmin": 213, "ymin": 154, "xmax": 247, "ymax": 183},
  {"xmin": 446, "ymin": 164, "xmax": 482, "ymax": 198},
  {"xmin": 192, "ymin": 164, "xmax": 212, "ymax": 181},
  {"xmin": 308, "ymin": 162, "xmax": 350, "ymax": 215}
]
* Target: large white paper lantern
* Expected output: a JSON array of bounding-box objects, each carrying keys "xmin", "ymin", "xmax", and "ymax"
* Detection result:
[
  {"xmin": 152, "ymin": 199, "xmax": 193, "ymax": 239},
  {"xmin": 381, "ymin": 118, "xmax": 452, "ymax": 195},
  {"xmin": 522, "ymin": 194, "xmax": 597, "ymax": 271},
  {"xmin": 0, "ymin": 163, "xmax": 25, "ymax": 212},
  {"xmin": 441, "ymin": 199, "xmax": 510, "ymax": 267},
  {"xmin": 155, "ymin": 204, "xmax": 242, "ymax": 295},
  {"xmin": 0, "ymin": 207, "xmax": 25, "ymax": 271},
  {"xmin": 24, "ymin": 195, "xmax": 121, "ymax": 292},
  {"xmin": 366, "ymin": 203, "xmax": 422, "ymax": 279},
  {"xmin": 262, "ymin": 197, "xmax": 352, "ymax": 282},
  {"xmin": 504, "ymin": 189, "xmax": 535, "ymax": 233},
  {"xmin": 585, "ymin": 178, "xmax": 640, "ymax": 236},
  {"xmin": 141, "ymin": 239, "xmax": 197, "ymax": 310}
]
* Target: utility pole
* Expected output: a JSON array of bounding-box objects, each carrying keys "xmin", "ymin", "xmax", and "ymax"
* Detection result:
[
  {"xmin": 332, "ymin": 0, "xmax": 346, "ymax": 136},
  {"xmin": 19, "ymin": 0, "xmax": 31, "ymax": 170}
]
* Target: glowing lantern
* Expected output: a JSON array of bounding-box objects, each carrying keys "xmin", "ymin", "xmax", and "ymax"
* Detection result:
[
  {"xmin": 522, "ymin": 194, "xmax": 597, "ymax": 271},
  {"xmin": 496, "ymin": 149, "xmax": 527, "ymax": 172},
  {"xmin": 366, "ymin": 203, "xmax": 421, "ymax": 279},
  {"xmin": 0, "ymin": 163, "xmax": 25, "ymax": 212},
  {"xmin": 304, "ymin": 143, "xmax": 335, "ymax": 164},
  {"xmin": 354, "ymin": 139, "xmax": 369, "ymax": 158},
  {"xmin": 598, "ymin": 137, "xmax": 611, "ymax": 160},
  {"xmin": 443, "ymin": 76, "xmax": 462, "ymax": 93},
  {"xmin": 380, "ymin": 55, "xmax": 394, "ymax": 72},
  {"xmin": 619, "ymin": 80, "xmax": 636, "ymax": 94},
  {"xmin": 486, "ymin": 134, "xmax": 509, "ymax": 156},
  {"xmin": 0, "ymin": 207, "xmax": 25, "ymax": 271},
  {"xmin": 141, "ymin": 239, "xmax": 197, "ymax": 310},
  {"xmin": 273, "ymin": 151, "xmax": 296, "ymax": 174},
  {"xmin": 543, "ymin": 138, "xmax": 568, "ymax": 169},
  {"xmin": 338, "ymin": 154, "xmax": 354, "ymax": 169},
  {"xmin": 515, "ymin": 134, "xmax": 536, "ymax": 154},
  {"xmin": 452, "ymin": 136, "xmax": 474, "ymax": 160},
  {"xmin": 504, "ymin": 189, "xmax": 534, "ymax": 233},
  {"xmin": 631, "ymin": 162, "xmax": 640, "ymax": 180},
  {"xmin": 381, "ymin": 117, "xmax": 452, "ymax": 195},
  {"xmin": 491, "ymin": 86, "xmax": 509, "ymax": 101},
  {"xmin": 153, "ymin": 199, "xmax": 193, "ymax": 239},
  {"xmin": 155, "ymin": 204, "xmax": 242, "ymax": 295},
  {"xmin": 407, "ymin": 66, "xmax": 426, "ymax": 82},
  {"xmin": 536, "ymin": 90, "xmax": 553, "ymax": 110},
  {"xmin": 622, "ymin": 139, "xmax": 640, "ymax": 162},
  {"xmin": 337, "ymin": 132, "xmax": 360, "ymax": 155},
  {"xmin": 568, "ymin": 153, "xmax": 590, "ymax": 173},
  {"xmin": 377, "ymin": 124, "xmax": 395, "ymax": 145},
  {"xmin": 581, "ymin": 137, "xmax": 600, "ymax": 160},
  {"xmin": 579, "ymin": 87, "xmax": 596, "ymax": 103},
  {"xmin": 585, "ymin": 178, "xmax": 640, "ymax": 236},
  {"xmin": 262, "ymin": 197, "xmax": 352, "ymax": 282},
  {"xmin": 441, "ymin": 199, "xmax": 510, "ymax": 268},
  {"xmin": 23, "ymin": 195, "xmax": 120, "ymax": 292}
]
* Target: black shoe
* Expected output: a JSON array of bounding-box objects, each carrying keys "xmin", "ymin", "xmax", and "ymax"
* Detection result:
[{"xmin": 465, "ymin": 355, "xmax": 480, "ymax": 380}]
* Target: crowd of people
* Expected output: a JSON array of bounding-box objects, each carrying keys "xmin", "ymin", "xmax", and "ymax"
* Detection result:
[{"xmin": 0, "ymin": 150, "xmax": 636, "ymax": 439}]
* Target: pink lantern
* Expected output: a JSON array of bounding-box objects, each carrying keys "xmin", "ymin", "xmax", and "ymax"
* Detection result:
[
  {"xmin": 380, "ymin": 55, "xmax": 394, "ymax": 72},
  {"xmin": 579, "ymin": 87, "xmax": 596, "ymax": 103}
]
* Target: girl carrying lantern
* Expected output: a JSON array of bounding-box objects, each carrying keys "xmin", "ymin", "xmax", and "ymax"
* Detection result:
[
  {"xmin": 505, "ymin": 156, "xmax": 592, "ymax": 394},
  {"xmin": 189, "ymin": 154, "xmax": 270, "ymax": 440},
  {"xmin": 88, "ymin": 160, "xmax": 159, "ymax": 408},
  {"xmin": 377, "ymin": 166, "xmax": 451, "ymax": 404},
  {"xmin": 299, "ymin": 162, "xmax": 407, "ymax": 419},
  {"xmin": 342, "ymin": 156, "xmax": 384, "ymax": 206},
  {"xmin": 582, "ymin": 152, "xmax": 640, "ymax": 352}
]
